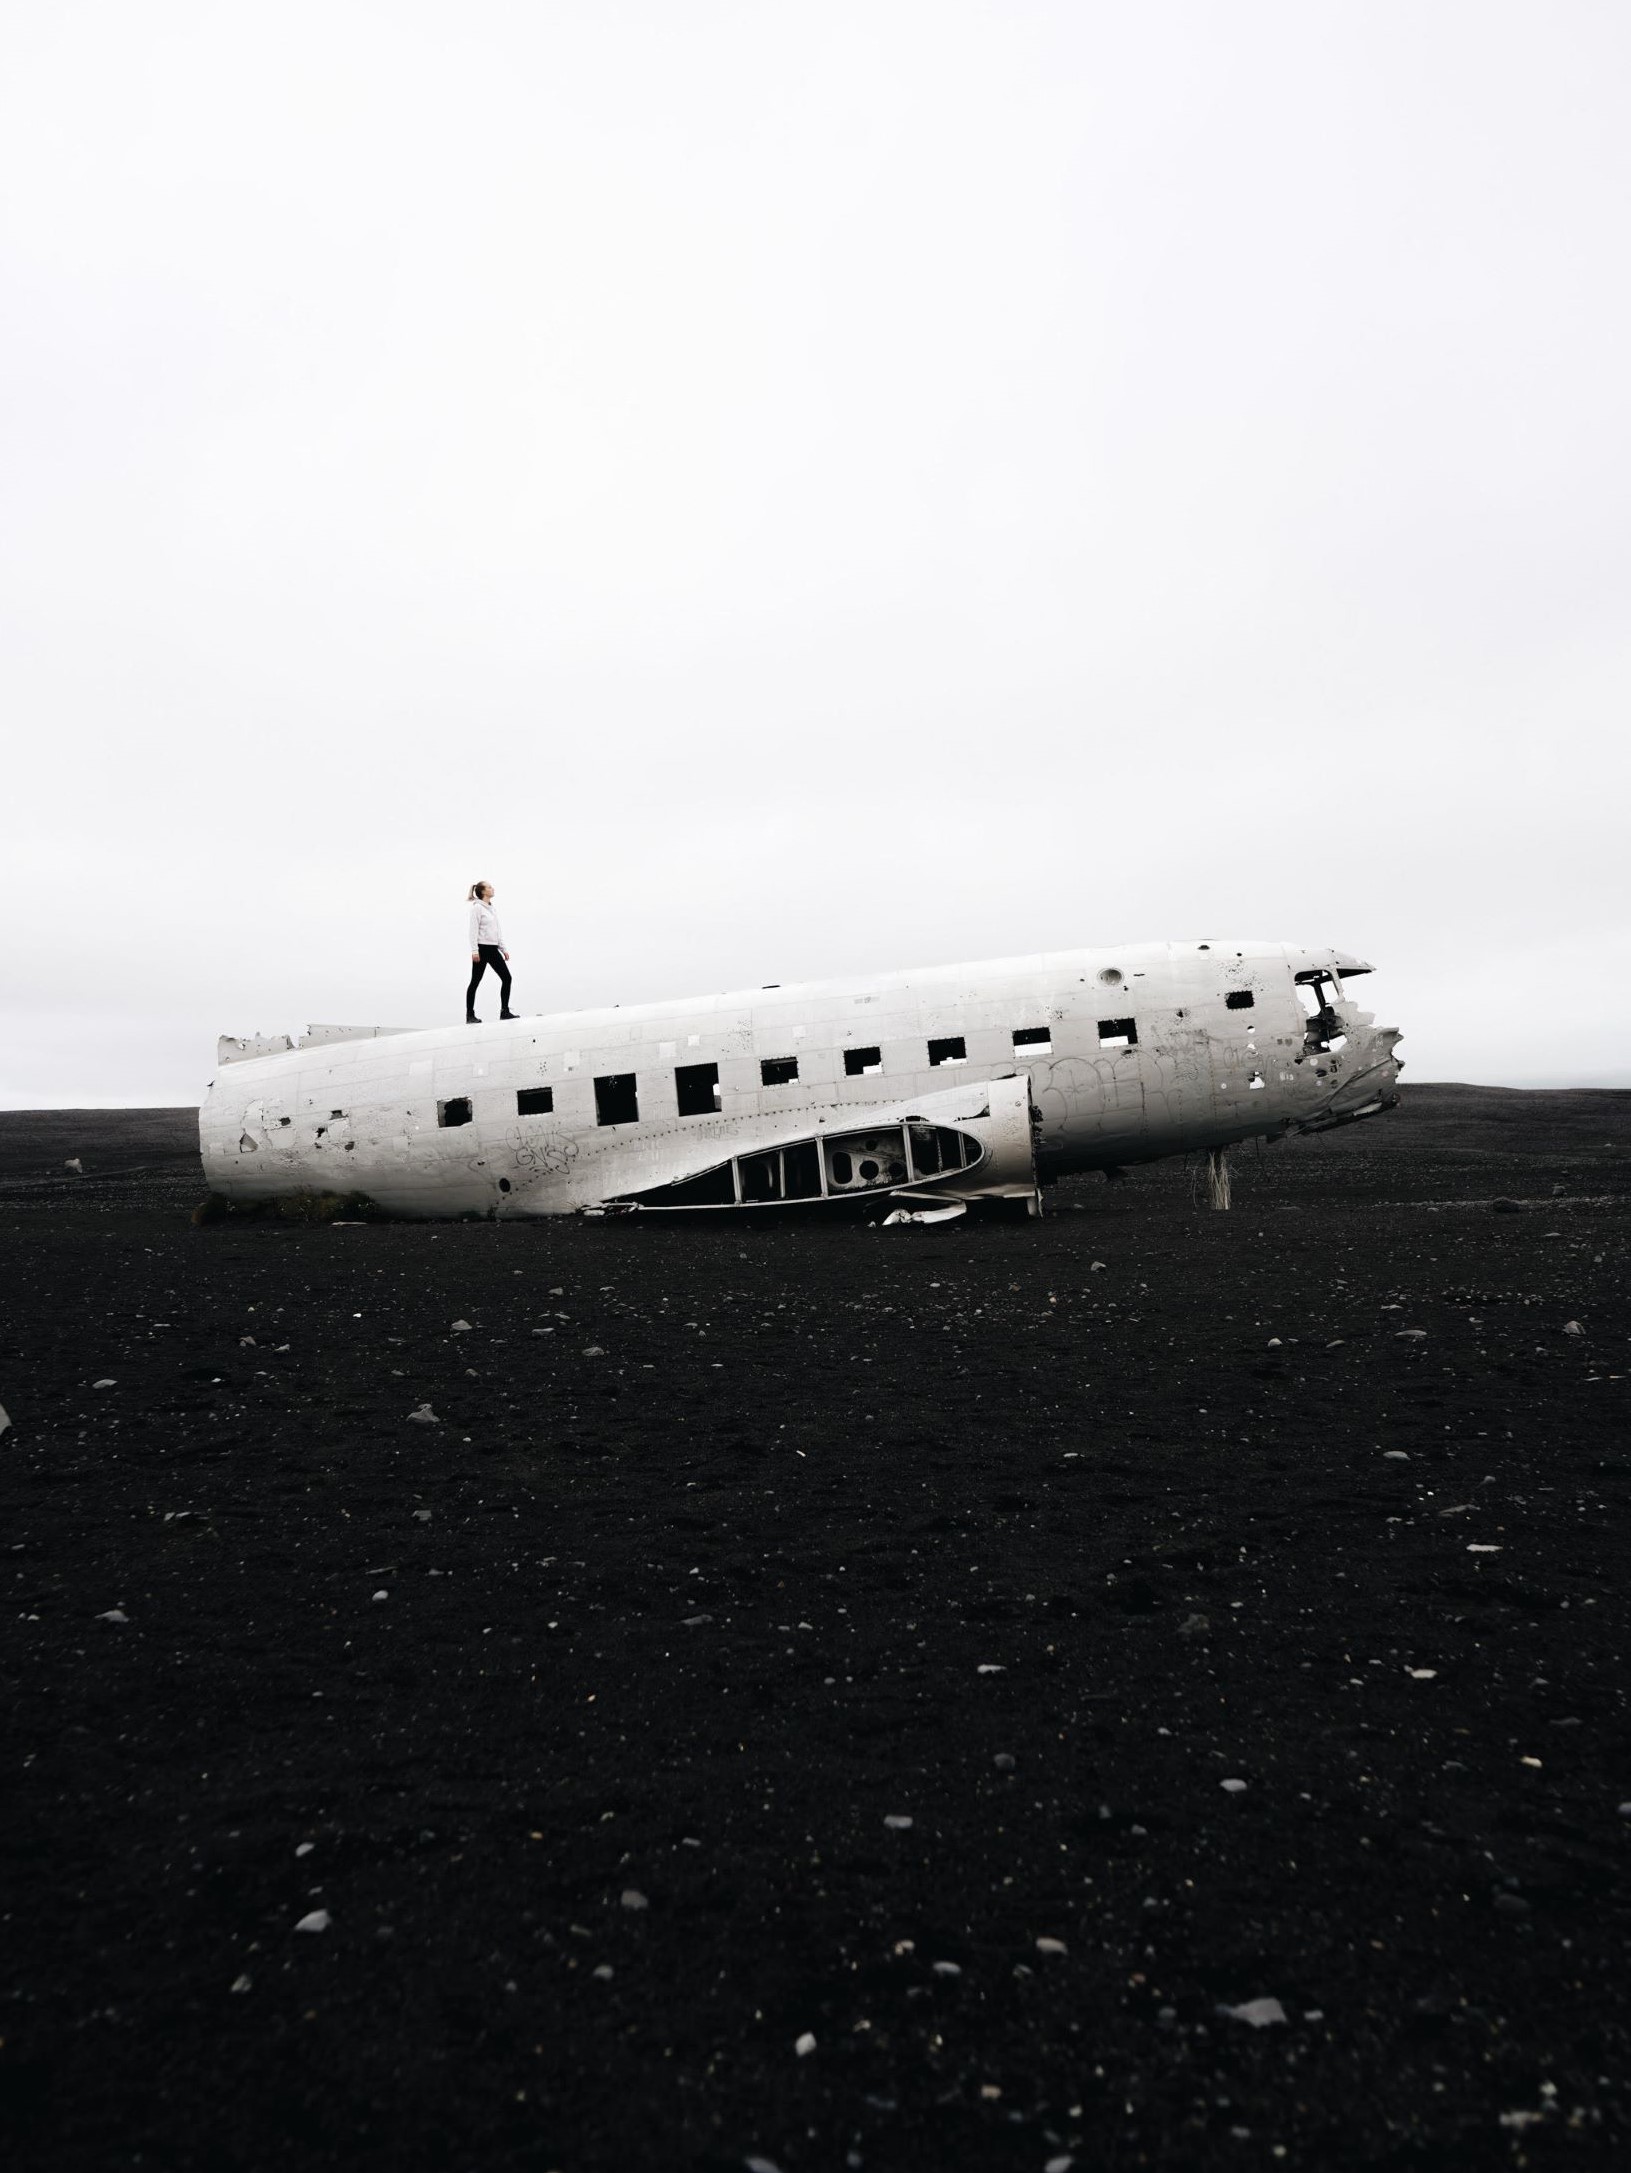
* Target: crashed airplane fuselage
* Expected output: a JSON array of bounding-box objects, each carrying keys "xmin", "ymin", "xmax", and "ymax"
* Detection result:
[{"xmin": 200, "ymin": 941, "xmax": 1402, "ymax": 1218}]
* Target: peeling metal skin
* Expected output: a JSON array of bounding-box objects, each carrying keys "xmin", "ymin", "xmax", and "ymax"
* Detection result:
[{"xmin": 200, "ymin": 941, "xmax": 1402, "ymax": 1219}]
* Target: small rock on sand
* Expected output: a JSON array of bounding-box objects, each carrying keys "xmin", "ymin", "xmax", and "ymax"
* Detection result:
[{"xmin": 1220, "ymin": 1996, "xmax": 1287, "ymax": 2027}]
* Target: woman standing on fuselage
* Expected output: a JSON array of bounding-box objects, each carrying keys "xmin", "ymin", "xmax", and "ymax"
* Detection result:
[{"xmin": 466, "ymin": 881, "xmax": 516, "ymax": 1023}]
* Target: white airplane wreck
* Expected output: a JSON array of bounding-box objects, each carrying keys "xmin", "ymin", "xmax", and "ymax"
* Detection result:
[{"xmin": 201, "ymin": 941, "xmax": 1402, "ymax": 1220}]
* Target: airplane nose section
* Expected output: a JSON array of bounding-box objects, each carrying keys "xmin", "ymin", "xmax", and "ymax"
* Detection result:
[{"xmin": 1297, "ymin": 1015, "xmax": 1404, "ymax": 1134}]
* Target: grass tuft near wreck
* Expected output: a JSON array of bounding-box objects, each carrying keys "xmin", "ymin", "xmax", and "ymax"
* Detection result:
[{"xmin": 191, "ymin": 1190, "xmax": 383, "ymax": 1226}]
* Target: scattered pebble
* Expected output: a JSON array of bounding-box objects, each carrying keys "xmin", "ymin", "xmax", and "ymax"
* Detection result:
[
  {"xmin": 1179, "ymin": 1613, "xmax": 1210, "ymax": 1636},
  {"xmin": 794, "ymin": 2031, "xmax": 817, "ymax": 2057},
  {"xmin": 294, "ymin": 1910, "xmax": 331, "ymax": 1933},
  {"xmin": 583, "ymin": 1345, "xmax": 606, "ymax": 1358},
  {"xmin": 229, "ymin": 1973, "xmax": 252, "ymax": 1993},
  {"xmin": 592, "ymin": 1964, "xmax": 614, "ymax": 1980},
  {"xmin": 1396, "ymin": 1329, "xmax": 1427, "ymax": 1340},
  {"xmin": 976, "ymin": 1664, "xmax": 1006, "ymax": 1675},
  {"xmin": 295, "ymin": 1842, "xmax": 314, "ymax": 1857},
  {"xmin": 1563, "ymin": 1320, "xmax": 1584, "ymax": 1336},
  {"xmin": 450, "ymin": 1320, "xmax": 472, "ymax": 1332},
  {"xmin": 620, "ymin": 1889, "xmax": 648, "ymax": 1911},
  {"xmin": 1220, "ymin": 1777, "xmax": 1248, "ymax": 1794},
  {"xmin": 372, "ymin": 1589, "xmax": 389, "ymax": 1602},
  {"xmin": 1045, "ymin": 2157, "xmax": 1076, "ymax": 2173},
  {"xmin": 0, "ymin": 1403, "xmax": 9, "ymax": 1437},
  {"xmin": 1266, "ymin": 1337, "xmax": 1282, "ymax": 1348},
  {"xmin": 883, "ymin": 1814, "xmax": 913, "ymax": 1830},
  {"xmin": 1407, "ymin": 1668, "xmax": 1438, "ymax": 1680},
  {"xmin": 96, "ymin": 1608, "xmax": 129, "ymax": 1624},
  {"xmin": 1467, "ymin": 1543, "xmax": 1503, "ymax": 1554},
  {"xmin": 413, "ymin": 1509, "xmax": 432, "ymax": 1523},
  {"xmin": 92, "ymin": 1378, "xmax": 115, "ymax": 1389},
  {"xmin": 406, "ymin": 1404, "xmax": 440, "ymax": 1425},
  {"xmin": 993, "ymin": 1752, "xmax": 1016, "ymax": 1771},
  {"xmin": 1219, "ymin": 1996, "xmax": 1286, "ymax": 2027},
  {"xmin": 1035, "ymin": 1936, "xmax": 1068, "ymax": 1955},
  {"xmin": 1383, "ymin": 1450, "xmax": 1409, "ymax": 1461},
  {"xmin": 1090, "ymin": 1260, "xmax": 1107, "ymax": 1272},
  {"xmin": 931, "ymin": 1959, "xmax": 961, "ymax": 1976}
]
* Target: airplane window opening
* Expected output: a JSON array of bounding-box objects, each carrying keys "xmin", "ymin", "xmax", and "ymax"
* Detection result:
[
  {"xmin": 831, "ymin": 1150, "xmax": 854, "ymax": 1184},
  {"xmin": 1098, "ymin": 1018, "xmax": 1138, "ymax": 1048},
  {"xmin": 928, "ymin": 1036, "xmax": 967, "ymax": 1067},
  {"xmin": 783, "ymin": 1141, "xmax": 822, "ymax": 1198},
  {"xmin": 1296, "ymin": 972, "xmax": 1343, "ymax": 1049},
  {"xmin": 844, "ymin": 1047, "xmax": 882, "ymax": 1076},
  {"xmin": 594, "ymin": 1074, "xmax": 639, "ymax": 1127},
  {"xmin": 498, "ymin": 1177, "xmax": 511, "ymax": 1191},
  {"xmin": 1225, "ymin": 991, "xmax": 1255, "ymax": 1011},
  {"xmin": 675, "ymin": 1062, "xmax": 721, "ymax": 1116},
  {"xmin": 740, "ymin": 1151, "xmax": 782, "ymax": 1202},
  {"xmin": 517, "ymin": 1087, "xmax": 554, "ymax": 1116},
  {"xmin": 628, "ymin": 1161, "xmax": 737, "ymax": 1207},
  {"xmin": 437, "ymin": 1098, "xmax": 473, "ymax": 1129},
  {"xmin": 1013, "ymin": 1027, "xmax": 1052, "ymax": 1053},
  {"xmin": 761, "ymin": 1057, "xmax": 798, "ymax": 1087},
  {"xmin": 859, "ymin": 1159, "xmax": 879, "ymax": 1180}
]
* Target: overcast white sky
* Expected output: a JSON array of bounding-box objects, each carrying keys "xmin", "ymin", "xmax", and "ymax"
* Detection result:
[{"xmin": 4, "ymin": 1, "xmax": 1629, "ymax": 1106}]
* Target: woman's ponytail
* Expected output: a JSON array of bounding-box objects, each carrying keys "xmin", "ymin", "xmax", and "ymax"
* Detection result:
[{"xmin": 467, "ymin": 881, "xmax": 489, "ymax": 902}]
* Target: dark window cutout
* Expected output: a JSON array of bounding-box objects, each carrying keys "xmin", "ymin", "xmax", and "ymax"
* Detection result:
[
  {"xmin": 844, "ymin": 1046, "xmax": 882, "ymax": 1076},
  {"xmin": 438, "ymin": 1097, "xmax": 473, "ymax": 1128},
  {"xmin": 1225, "ymin": 990, "xmax": 1255, "ymax": 1011},
  {"xmin": 907, "ymin": 1122, "xmax": 979, "ymax": 1175},
  {"xmin": 517, "ymin": 1086, "xmax": 554, "ymax": 1115},
  {"xmin": 782, "ymin": 1140, "xmax": 822, "ymax": 1198},
  {"xmin": 632, "ymin": 1161, "xmax": 736, "ymax": 1207},
  {"xmin": 594, "ymin": 1073, "xmax": 639, "ymax": 1126},
  {"xmin": 1098, "ymin": 1018, "xmax": 1138, "ymax": 1049},
  {"xmin": 739, "ymin": 1151, "xmax": 781, "ymax": 1202},
  {"xmin": 498, "ymin": 1177, "xmax": 511, "ymax": 1192},
  {"xmin": 761, "ymin": 1056, "xmax": 799, "ymax": 1087},
  {"xmin": 1013, "ymin": 1026, "xmax": 1052, "ymax": 1051},
  {"xmin": 675, "ymin": 1061, "xmax": 720, "ymax": 1116},
  {"xmin": 928, "ymin": 1036, "xmax": 967, "ymax": 1067}
]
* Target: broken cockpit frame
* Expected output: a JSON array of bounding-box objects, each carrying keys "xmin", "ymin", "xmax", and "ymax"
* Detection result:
[
  {"xmin": 1292, "ymin": 964, "xmax": 1401, "ymax": 1133},
  {"xmin": 608, "ymin": 1074, "xmax": 1040, "ymax": 1214}
]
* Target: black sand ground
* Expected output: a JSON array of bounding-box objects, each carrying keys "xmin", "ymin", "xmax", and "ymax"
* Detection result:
[{"xmin": 2, "ymin": 1087, "xmax": 1629, "ymax": 2172}]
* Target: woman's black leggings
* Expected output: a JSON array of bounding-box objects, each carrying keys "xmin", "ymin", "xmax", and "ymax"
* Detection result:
[{"xmin": 467, "ymin": 944, "xmax": 512, "ymax": 1017}]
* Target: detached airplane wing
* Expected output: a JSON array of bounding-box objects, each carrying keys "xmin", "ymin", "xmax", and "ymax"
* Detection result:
[{"xmin": 602, "ymin": 1073, "xmax": 1037, "ymax": 1212}]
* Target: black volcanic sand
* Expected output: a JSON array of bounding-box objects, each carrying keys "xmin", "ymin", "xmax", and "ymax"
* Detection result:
[{"xmin": 2, "ymin": 1087, "xmax": 1629, "ymax": 2172}]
